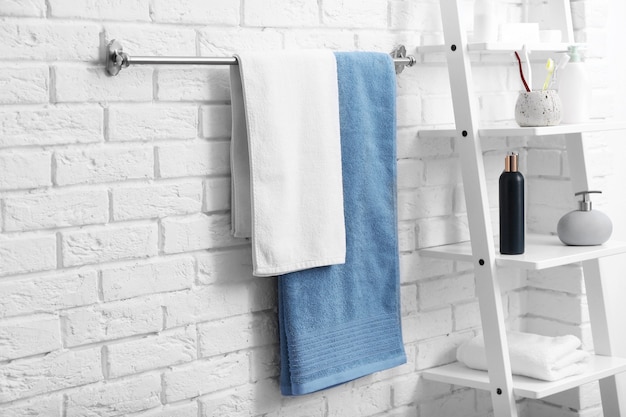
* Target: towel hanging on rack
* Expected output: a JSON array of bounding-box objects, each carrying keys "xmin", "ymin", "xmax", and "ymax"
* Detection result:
[
  {"xmin": 230, "ymin": 50, "xmax": 347, "ymax": 277},
  {"xmin": 278, "ymin": 52, "xmax": 406, "ymax": 395}
]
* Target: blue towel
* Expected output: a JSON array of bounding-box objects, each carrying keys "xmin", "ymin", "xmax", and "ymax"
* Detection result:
[{"xmin": 278, "ymin": 52, "xmax": 406, "ymax": 396}]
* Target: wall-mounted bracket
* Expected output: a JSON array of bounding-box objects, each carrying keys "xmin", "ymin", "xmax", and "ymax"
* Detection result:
[
  {"xmin": 391, "ymin": 45, "xmax": 416, "ymax": 74},
  {"xmin": 105, "ymin": 39, "xmax": 129, "ymax": 76}
]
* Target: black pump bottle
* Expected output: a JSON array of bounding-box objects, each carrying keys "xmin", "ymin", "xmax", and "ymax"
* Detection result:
[{"xmin": 499, "ymin": 152, "xmax": 524, "ymax": 254}]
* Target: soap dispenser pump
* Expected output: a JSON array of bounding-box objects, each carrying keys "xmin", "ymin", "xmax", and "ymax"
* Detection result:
[{"xmin": 557, "ymin": 191, "xmax": 612, "ymax": 246}]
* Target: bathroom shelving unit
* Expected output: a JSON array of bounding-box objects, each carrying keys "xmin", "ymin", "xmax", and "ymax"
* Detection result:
[{"xmin": 417, "ymin": 1, "xmax": 626, "ymax": 416}]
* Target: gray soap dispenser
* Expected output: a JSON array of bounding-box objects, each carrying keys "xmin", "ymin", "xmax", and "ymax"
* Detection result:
[{"xmin": 557, "ymin": 191, "xmax": 612, "ymax": 246}]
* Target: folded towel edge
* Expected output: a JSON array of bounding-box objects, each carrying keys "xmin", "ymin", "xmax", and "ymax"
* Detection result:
[
  {"xmin": 281, "ymin": 354, "xmax": 406, "ymax": 396},
  {"xmin": 254, "ymin": 256, "xmax": 346, "ymax": 277}
]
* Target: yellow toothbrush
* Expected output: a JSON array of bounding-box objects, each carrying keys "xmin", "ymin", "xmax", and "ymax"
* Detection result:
[{"xmin": 542, "ymin": 58, "xmax": 555, "ymax": 90}]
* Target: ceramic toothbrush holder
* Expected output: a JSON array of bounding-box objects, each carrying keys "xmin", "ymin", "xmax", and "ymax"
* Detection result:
[{"xmin": 514, "ymin": 90, "xmax": 562, "ymax": 127}]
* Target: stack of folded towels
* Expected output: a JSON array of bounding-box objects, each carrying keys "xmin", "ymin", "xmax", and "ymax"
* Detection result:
[{"xmin": 457, "ymin": 330, "xmax": 591, "ymax": 381}]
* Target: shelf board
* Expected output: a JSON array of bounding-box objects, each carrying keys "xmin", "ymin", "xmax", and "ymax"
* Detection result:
[
  {"xmin": 421, "ymin": 234, "xmax": 626, "ymax": 270},
  {"xmin": 417, "ymin": 42, "xmax": 577, "ymax": 54},
  {"xmin": 422, "ymin": 355, "xmax": 626, "ymax": 399},
  {"xmin": 478, "ymin": 121, "xmax": 626, "ymax": 137},
  {"xmin": 418, "ymin": 121, "xmax": 626, "ymax": 139},
  {"xmin": 469, "ymin": 42, "xmax": 576, "ymax": 53}
]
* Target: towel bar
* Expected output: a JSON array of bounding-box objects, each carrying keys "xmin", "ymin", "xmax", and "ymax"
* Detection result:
[{"xmin": 105, "ymin": 40, "xmax": 416, "ymax": 76}]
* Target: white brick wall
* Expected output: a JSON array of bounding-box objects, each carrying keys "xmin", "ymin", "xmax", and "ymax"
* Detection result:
[
  {"xmin": 0, "ymin": 314, "xmax": 62, "ymax": 360},
  {"xmin": 0, "ymin": 270, "xmax": 98, "ymax": 317},
  {"xmin": 108, "ymin": 104, "xmax": 198, "ymax": 142},
  {"xmin": 61, "ymin": 223, "xmax": 159, "ymax": 266},
  {"xmin": 0, "ymin": 106, "xmax": 103, "ymax": 146},
  {"xmin": 101, "ymin": 257, "xmax": 195, "ymax": 301},
  {"xmin": 62, "ymin": 295, "xmax": 163, "ymax": 346},
  {"xmin": 65, "ymin": 373, "xmax": 162, "ymax": 417},
  {"xmin": 0, "ymin": 150, "xmax": 52, "ymax": 189},
  {"xmin": 0, "ymin": 21, "xmax": 100, "ymax": 61},
  {"xmin": 0, "ymin": 234, "xmax": 57, "ymax": 276},
  {"xmin": 0, "ymin": 348, "xmax": 102, "ymax": 402},
  {"xmin": 54, "ymin": 145, "xmax": 154, "ymax": 185},
  {"xmin": 4, "ymin": 188, "xmax": 109, "ymax": 231},
  {"xmin": 106, "ymin": 326, "xmax": 197, "ymax": 378},
  {"xmin": 0, "ymin": 0, "xmax": 613, "ymax": 416}
]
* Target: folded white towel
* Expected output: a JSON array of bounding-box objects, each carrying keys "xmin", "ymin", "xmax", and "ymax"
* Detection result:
[
  {"xmin": 457, "ymin": 331, "xmax": 591, "ymax": 381},
  {"xmin": 230, "ymin": 50, "xmax": 346, "ymax": 277}
]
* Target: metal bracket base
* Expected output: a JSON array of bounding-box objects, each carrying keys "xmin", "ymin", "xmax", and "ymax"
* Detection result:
[
  {"xmin": 105, "ymin": 39, "xmax": 129, "ymax": 76},
  {"xmin": 390, "ymin": 45, "xmax": 416, "ymax": 74}
]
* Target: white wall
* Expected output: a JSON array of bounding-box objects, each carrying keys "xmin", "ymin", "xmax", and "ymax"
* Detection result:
[
  {"xmin": 0, "ymin": 0, "xmax": 613, "ymax": 416},
  {"xmin": 0, "ymin": 2, "xmax": 520, "ymax": 416}
]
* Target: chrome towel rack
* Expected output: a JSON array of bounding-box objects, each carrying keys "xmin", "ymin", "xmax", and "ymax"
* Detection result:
[{"xmin": 105, "ymin": 40, "xmax": 416, "ymax": 76}]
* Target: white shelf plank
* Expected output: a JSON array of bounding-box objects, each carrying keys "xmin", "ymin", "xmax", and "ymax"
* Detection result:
[
  {"xmin": 418, "ymin": 121, "xmax": 626, "ymax": 139},
  {"xmin": 478, "ymin": 121, "xmax": 626, "ymax": 137},
  {"xmin": 417, "ymin": 42, "xmax": 578, "ymax": 54},
  {"xmin": 421, "ymin": 234, "xmax": 626, "ymax": 270},
  {"xmin": 422, "ymin": 355, "xmax": 626, "ymax": 399},
  {"xmin": 416, "ymin": 44, "xmax": 448, "ymax": 54},
  {"xmin": 417, "ymin": 126, "xmax": 457, "ymax": 138},
  {"xmin": 468, "ymin": 42, "xmax": 576, "ymax": 53}
]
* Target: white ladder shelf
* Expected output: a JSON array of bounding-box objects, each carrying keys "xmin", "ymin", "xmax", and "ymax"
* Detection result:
[{"xmin": 418, "ymin": 1, "xmax": 626, "ymax": 416}]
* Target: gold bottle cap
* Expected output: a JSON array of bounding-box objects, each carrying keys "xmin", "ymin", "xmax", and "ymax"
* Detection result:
[{"xmin": 505, "ymin": 152, "xmax": 518, "ymax": 172}]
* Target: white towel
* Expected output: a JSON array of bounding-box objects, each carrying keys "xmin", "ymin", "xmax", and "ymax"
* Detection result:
[
  {"xmin": 456, "ymin": 331, "xmax": 591, "ymax": 381},
  {"xmin": 230, "ymin": 50, "xmax": 346, "ymax": 277}
]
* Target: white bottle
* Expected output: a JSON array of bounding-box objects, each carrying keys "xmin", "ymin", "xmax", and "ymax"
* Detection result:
[
  {"xmin": 557, "ymin": 46, "xmax": 591, "ymax": 123},
  {"xmin": 473, "ymin": 0, "xmax": 497, "ymax": 43}
]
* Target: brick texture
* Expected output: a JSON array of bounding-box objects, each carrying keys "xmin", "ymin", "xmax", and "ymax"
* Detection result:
[{"xmin": 0, "ymin": 0, "xmax": 614, "ymax": 416}]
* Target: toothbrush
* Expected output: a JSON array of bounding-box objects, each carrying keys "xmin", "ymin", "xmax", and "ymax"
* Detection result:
[
  {"xmin": 542, "ymin": 58, "xmax": 555, "ymax": 90},
  {"xmin": 514, "ymin": 51, "xmax": 531, "ymax": 92},
  {"xmin": 522, "ymin": 45, "xmax": 532, "ymax": 90},
  {"xmin": 549, "ymin": 54, "xmax": 571, "ymax": 89}
]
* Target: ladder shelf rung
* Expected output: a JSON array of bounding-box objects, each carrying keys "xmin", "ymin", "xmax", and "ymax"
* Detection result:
[
  {"xmin": 418, "ymin": 121, "xmax": 626, "ymax": 139},
  {"xmin": 421, "ymin": 234, "xmax": 626, "ymax": 270},
  {"xmin": 422, "ymin": 356, "xmax": 626, "ymax": 399}
]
